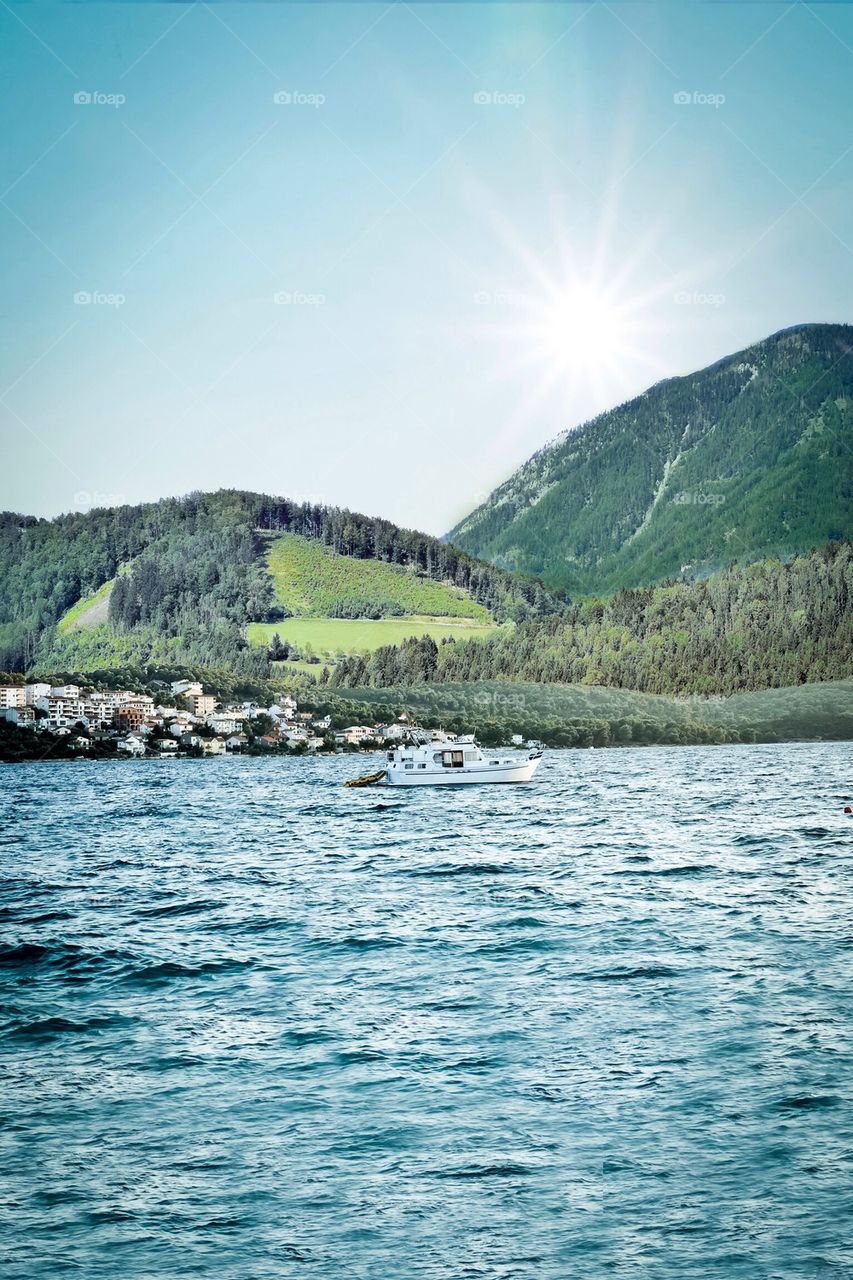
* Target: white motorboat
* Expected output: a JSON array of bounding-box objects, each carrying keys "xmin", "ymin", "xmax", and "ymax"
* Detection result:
[{"xmin": 382, "ymin": 731, "xmax": 543, "ymax": 787}]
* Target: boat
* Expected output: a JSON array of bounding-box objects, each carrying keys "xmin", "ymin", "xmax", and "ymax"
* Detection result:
[{"xmin": 381, "ymin": 731, "xmax": 543, "ymax": 787}]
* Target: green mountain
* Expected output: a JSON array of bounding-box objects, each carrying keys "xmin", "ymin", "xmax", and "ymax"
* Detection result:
[
  {"xmin": 449, "ymin": 323, "xmax": 853, "ymax": 593},
  {"xmin": 0, "ymin": 490, "xmax": 563, "ymax": 677}
]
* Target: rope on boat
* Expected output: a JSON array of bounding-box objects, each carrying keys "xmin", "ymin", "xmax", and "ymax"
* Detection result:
[{"xmin": 344, "ymin": 769, "xmax": 387, "ymax": 788}]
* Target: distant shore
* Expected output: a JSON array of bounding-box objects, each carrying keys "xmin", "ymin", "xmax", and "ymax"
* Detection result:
[{"xmin": 4, "ymin": 735, "xmax": 852, "ymax": 765}]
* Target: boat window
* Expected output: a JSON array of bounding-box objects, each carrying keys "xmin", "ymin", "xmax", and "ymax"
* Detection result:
[
  {"xmin": 418, "ymin": 763, "xmax": 426, "ymax": 769},
  {"xmin": 433, "ymin": 753, "xmax": 443, "ymax": 765},
  {"xmin": 404, "ymin": 762, "xmax": 414, "ymax": 770},
  {"xmin": 450, "ymin": 750, "xmax": 464, "ymax": 768}
]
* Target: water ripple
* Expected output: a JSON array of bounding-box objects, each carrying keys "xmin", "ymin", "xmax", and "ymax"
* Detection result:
[{"xmin": 1, "ymin": 743, "xmax": 851, "ymax": 1280}]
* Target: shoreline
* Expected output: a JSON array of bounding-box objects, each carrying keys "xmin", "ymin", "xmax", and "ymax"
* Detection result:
[{"xmin": 4, "ymin": 735, "xmax": 851, "ymax": 765}]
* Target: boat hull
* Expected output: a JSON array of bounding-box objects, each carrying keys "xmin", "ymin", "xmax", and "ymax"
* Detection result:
[{"xmin": 385, "ymin": 754, "xmax": 542, "ymax": 786}]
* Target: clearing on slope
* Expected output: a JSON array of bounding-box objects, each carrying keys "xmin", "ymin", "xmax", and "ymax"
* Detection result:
[
  {"xmin": 57, "ymin": 580, "xmax": 114, "ymax": 633},
  {"xmin": 263, "ymin": 532, "xmax": 491, "ymax": 619}
]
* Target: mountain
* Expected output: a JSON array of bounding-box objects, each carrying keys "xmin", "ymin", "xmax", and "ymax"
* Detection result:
[
  {"xmin": 0, "ymin": 490, "xmax": 565, "ymax": 677},
  {"xmin": 449, "ymin": 323, "xmax": 853, "ymax": 593}
]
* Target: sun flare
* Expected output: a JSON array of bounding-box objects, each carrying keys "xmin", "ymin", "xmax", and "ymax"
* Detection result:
[{"xmin": 534, "ymin": 280, "xmax": 635, "ymax": 384}]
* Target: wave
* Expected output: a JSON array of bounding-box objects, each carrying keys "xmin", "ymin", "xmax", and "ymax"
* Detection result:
[
  {"xmin": 407, "ymin": 862, "xmax": 517, "ymax": 878},
  {"xmin": 777, "ymin": 1095, "xmax": 840, "ymax": 1110},
  {"xmin": 474, "ymin": 937, "xmax": 559, "ymax": 955},
  {"xmin": 136, "ymin": 899, "xmax": 223, "ymax": 919},
  {"xmin": 4, "ymin": 1012, "xmax": 136, "ymax": 1040},
  {"xmin": 0, "ymin": 941, "xmax": 130, "ymax": 978},
  {"xmin": 121, "ymin": 957, "xmax": 255, "ymax": 986},
  {"xmin": 325, "ymin": 935, "xmax": 404, "ymax": 952},
  {"xmin": 616, "ymin": 864, "xmax": 716, "ymax": 878},
  {"xmin": 438, "ymin": 1162, "xmax": 536, "ymax": 1179},
  {"xmin": 579, "ymin": 965, "xmax": 680, "ymax": 982}
]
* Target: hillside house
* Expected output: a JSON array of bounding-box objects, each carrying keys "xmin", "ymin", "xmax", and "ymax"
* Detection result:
[
  {"xmin": 170, "ymin": 680, "xmax": 203, "ymax": 697},
  {"xmin": 37, "ymin": 695, "xmax": 88, "ymax": 730},
  {"xmin": 115, "ymin": 705, "xmax": 148, "ymax": 732},
  {"xmin": 2, "ymin": 705, "xmax": 36, "ymax": 726},
  {"xmin": 185, "ymin": 693, "xmax": 216, "ymax": 716},
  {"xmin": 207, "ymin": 713, "xmax": 242, "ymax": 735},
  {"xmin": 342, "ymin": 725, "xmax": 376, "ymax": 744}
]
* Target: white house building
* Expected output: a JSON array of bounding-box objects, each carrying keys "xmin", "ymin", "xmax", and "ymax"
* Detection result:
[
  {"xmin": 341, "ymin": 725, "xmax": 376, "ymax": 745},
  {"xmin": 171, "ymin": 680, "xmax": 203, "ymax": 697},
  {"xmin": 206, "ymin": 713, "xmax": 243, "ymax": 735},
  {"xmin": 50, "ymin": 684, "xmax": 81, "ymax": 699}
]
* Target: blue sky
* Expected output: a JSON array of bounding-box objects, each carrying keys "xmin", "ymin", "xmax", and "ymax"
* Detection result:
[{"xmin": 2, "ymin": 1, "xmax": 853, "ymax": 534}]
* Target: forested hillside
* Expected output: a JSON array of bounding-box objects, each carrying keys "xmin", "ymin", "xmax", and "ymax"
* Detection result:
[
  {"xmin": 0, "ymin": 490, "xmax": 563, "ymax": 674},
  {"xmin": 318, "ymin": 680, "xmax": 853, "ymax": 748},
  {"xmin": 330, "ymin": 544, "xmax": 852, "ymax": 697},
  {"xmin": 450, "ymin": 324, "xmax": 853, "ymax": 592}
]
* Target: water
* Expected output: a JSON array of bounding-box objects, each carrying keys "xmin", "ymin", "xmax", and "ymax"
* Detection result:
[{"xmin": 1, "ymin": 744, "xmax": 851, "ymax": 1280}]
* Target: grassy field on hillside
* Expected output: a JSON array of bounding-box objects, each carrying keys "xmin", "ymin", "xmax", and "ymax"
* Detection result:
[
  {"xmin": 57, "ymin": 580, "xmax": 114, "ymax": 633},
  {"xmin": 264, "ymin": 534, "xmax": 489, "ymax": 619},
  {"xmin": 248, "ymin": 616, "xmax": 497, "ymax": 656}
]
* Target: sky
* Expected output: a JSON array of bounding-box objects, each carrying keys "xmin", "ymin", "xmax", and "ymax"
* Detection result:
[{"xmin": 2, "ymin": 1, "xmax": 853, "ymax": 536}]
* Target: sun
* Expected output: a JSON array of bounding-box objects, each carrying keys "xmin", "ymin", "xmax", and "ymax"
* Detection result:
[
  {"xmin": 474, "ymin": 264, "xmax": 668, "ymax": 433},
  {"xmin": 534, "ymin": 279, "xmax": 635, "ymax": 385},
  {"xmin": 466, "ymin": 201, "xmax": 681, "ymax": 427}
]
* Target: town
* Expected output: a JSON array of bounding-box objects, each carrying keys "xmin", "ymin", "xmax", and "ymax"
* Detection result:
[{"xmin": 0, "ymin": 679, "xmax": 416, "ymax": 758}]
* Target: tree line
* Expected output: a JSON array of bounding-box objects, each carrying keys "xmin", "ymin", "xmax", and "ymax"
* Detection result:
[{"xmin": 329, "ymin": 543, "xmax": 853, "ymax": 697}]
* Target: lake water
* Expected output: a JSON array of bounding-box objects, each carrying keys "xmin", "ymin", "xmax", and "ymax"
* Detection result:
[{"xmin": 1, "ymin": 744, "xmax": 851, "ymax": 1279}]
